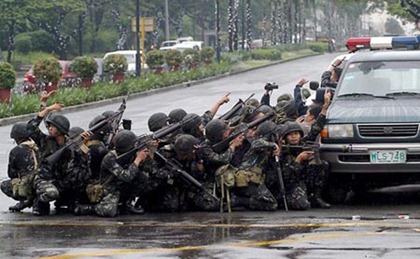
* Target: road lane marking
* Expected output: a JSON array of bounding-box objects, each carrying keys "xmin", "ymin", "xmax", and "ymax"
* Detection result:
[{"xmin": 37, "ymin": 231, "xmax": 383, "ymax": 259}]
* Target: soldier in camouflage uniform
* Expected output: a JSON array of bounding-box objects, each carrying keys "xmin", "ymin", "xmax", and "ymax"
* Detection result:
[
  {"xmin": 27, "ymin": 103, "xmax": 92, "ymax": 215},
  {"xmin": 228, "ymin": 121, "xmax": 279, "ymax": 211},
  {"xmin": 199, "ymin": 119, "xmax": 244, "ymax": 210},
  {"xmin": 1, "ymin": 122, "xmax": 39, "ymax": 212},
  {"xmin": 280, "ymin": 91, "xmax": 331, "ymax": 210},
  {"xmin": 74, "ymin": 130, "xmax": 149, "ymax": 217},
  {"xmin": 155, "ymin": 134, "xmax": 219, "ymax": 211}
]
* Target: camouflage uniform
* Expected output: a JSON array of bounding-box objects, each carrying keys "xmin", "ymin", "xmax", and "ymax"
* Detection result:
[
  {"xmin": 231, "ymin": 137, "xmax": 278, "ymax": 211},
  {"xmin": 199, "ymin": 139, "xmax": 235, "ymax": 210},
  {"xmin": 27, "ymin": 114, "xmax": 92, "ymax": 215},
  {"xmin": 280, "ymin": 115, "xmax": 330, "ymax": 210},
  {"xmin": 93, "ymin": 150, "xmax": 148, "ymax": 217},
  {"xmin": 134, "ymin": 155, "xmax": 180, "ymax": 213},
  {"xmin": 1, "ymin": 137, "xmax": 39, "ymax": 211}
]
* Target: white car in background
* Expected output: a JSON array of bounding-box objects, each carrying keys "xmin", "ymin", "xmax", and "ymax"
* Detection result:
[
  {"xmin": 172, "ymin": 41, "xmax": 204, "ymax": 52},
  {"xmin": 159, "ymin": 40, "xmax": 178, "ymax": 51},
  {"xmin": 103, "ymin": 50, "xmax": 148, "ymax": 74}
]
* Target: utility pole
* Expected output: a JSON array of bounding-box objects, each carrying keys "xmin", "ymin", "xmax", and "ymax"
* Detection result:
[
  {"xmin": 135, "ymin": 0, "xmax": 141, "ymax": 76},
  {"xmin": 215, "ymin": 0, "xmax": 221, "ymax": 63},
  {"xmin": 165, "ymin": 0, "xmax": 170, "ymax": 40}
]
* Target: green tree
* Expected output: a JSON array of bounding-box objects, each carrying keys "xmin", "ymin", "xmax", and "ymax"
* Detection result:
[
  {"xmin": 0, "ymin": 0, "xmax": 29, "ymax": 62},
  {"xmin": 26, "ymin": 0, "xmax": 84, "ymax": 59}
]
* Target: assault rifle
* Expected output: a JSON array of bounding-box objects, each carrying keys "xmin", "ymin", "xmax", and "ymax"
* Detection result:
[
  {"xmin": 218, "ymin": 93, "xmax": 255, "ymax": 121},
  {"xmin": 45, "ymin": 100, "xmax": 127, "ymax": 168},
  {"xmin": 106, "ymin": 96, "xmax": 128, "ymax": 148},
  {"xmin": 282, "ymin": 142, "xmax": 322, "ymax": 164},
  {"xmin": 212, "ymin": 111, "xmax": 275, "ymax": 153},
  {"xmin": 154, "ymin": 151, "xmax": 220, "ymax": 202},
  {"xmin": 275, "ymin": 155, "xmax": 288, "ymax": 211},
  {"xmin": 115, "ymin": 116, "xmax": 193, "ymax": 164}
]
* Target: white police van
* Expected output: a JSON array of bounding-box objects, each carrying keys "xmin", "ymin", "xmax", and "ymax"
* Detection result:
[{"xmin": 317, "ymin": 36, "xmax": 420, "ymax": 201}]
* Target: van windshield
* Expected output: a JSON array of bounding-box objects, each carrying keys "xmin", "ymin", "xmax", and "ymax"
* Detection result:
[{"xmin": 337, "ymin": 61, "xmax": 420, "ymax": 97}]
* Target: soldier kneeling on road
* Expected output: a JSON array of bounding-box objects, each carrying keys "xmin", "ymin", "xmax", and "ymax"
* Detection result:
[
  {"xmin": 1, "ymin": 122, "xmax": 39, "ymax": 212},
  {"xmin": 279, "ymin": 90, "xmax": 332, "ymax": 210}
]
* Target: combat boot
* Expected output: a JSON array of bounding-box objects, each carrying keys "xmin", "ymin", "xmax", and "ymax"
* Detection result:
[
  {"xmin": 73, "ymin": 204, "xmax": 95, "ymax": 216},
  {"xmin": 32, "ymin": 198, "xmax": 50, "ymax": 216},
  {"xmin": 125, "ymin": 198, "xmax": 145, "ymax": 215},
  {"xmin": 310, "ymin": 193, "xmax": 331, "ymax": 209},
  {"xmin": 9, "ymin": 200, "xmax": 33, "ymax": 212}
]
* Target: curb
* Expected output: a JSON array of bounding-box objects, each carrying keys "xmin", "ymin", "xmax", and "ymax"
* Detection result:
[{"xmin": 0, "ymin": 53, "xmax": 321, "ymax": 127}]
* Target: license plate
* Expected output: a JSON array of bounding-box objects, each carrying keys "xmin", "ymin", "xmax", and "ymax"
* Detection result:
[{"xmin": 369, "ymin": 150, "xmax": 407, "ymax": 164}]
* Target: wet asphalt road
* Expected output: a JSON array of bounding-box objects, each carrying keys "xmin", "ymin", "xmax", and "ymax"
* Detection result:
[{"xmin": 1, "ymin": 53, "xmax": 420, "ymax": 258}]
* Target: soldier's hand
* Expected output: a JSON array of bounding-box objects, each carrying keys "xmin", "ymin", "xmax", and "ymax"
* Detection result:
[
  {"xmin": 134, "ymin": 148, "xmax": 149, "ymax": 166},
  {"xmin": 81, "ymin": 131, "xmax": 92, "ymax": 142},
  {"xmin": 272, "ymin": 143, "xmax": 281, "ymax": 157},
  {"xmin": 230, "ymin": 133, "xmax": 244, "ymax": 151},
  {"xmin": 46, "ymin": 103, "xmax": 63, "ymax": 112},
  {"xmin": 40, "ymin": 90, "xmax": 56, "ymax": 102},
  {"xmin": 218, "ymin": 92, "xmax": 230, "ymax": 105},
  {"xmin": 296, "ymin": 150, "xmax": 314, "ymax": 164},
  {"xmin": 297, "ymin": 78, "xmax": 309, "ymax": 87}
]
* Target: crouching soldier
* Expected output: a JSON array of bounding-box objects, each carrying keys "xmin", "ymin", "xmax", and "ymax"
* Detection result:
[
  {"xmin": 218, "ymin": 121, "xmax": 279, "ymax": 211},
  {"xmin": 1, "ymin": 122, "xmax": 39, "ymax": 212},
  {"xmin": 74, "ymin": 130, "xmax": 149, "ymax": 217},
  {"xmin": 28, "ymin": 105, "xmax": 92, "ymax": 215},
  {"xmin": 280, "ymin": 94, "xmax": 331, "ymax": 210}
]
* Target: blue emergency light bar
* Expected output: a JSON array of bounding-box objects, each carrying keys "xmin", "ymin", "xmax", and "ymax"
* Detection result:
[{"xmin": 346, "ymin": 36, "xmax": 419, "ymax": 52}]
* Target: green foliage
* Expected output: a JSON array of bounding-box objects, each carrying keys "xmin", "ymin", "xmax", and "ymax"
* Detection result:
[
  {"xmin": 250, "ymin": 49, "xmax": 282, "ymax": 61},
  {"xmin": 306, "ymin": 42, "xmax": 328, "ymax": 53},
  {"xmin": 25, "ymin": 30, "xmax": 54, "ymax": 52},
  {"xmin": 200, "ymin": 47, "xmax": 215, "ymax": 63},
  {"xmin": 33, "ymin": 57, "xmax": 62, "ymax": 83},
  {"xmin": 164, "ymin": 49, "xmax": 183, "ymax": 67},
  {"xmin": 0, "ymin": 62, "xmax": 231, "ymax": 118},
  {"xmin": 146, "ymin": 50, "xmax": 165, "ymax": 69},
  {"xmin": 182, "ymin": 48, "xmax": 200, "ymax": 66},
  {"xmin": 15, "ymin": 35, "xmax": 32, "ymax": 54},
  {"xmin": 0, "ymin": 62, "xmax": 16, "ymax": 89},
  {"xmin": 70, "ymin": 56, "xmax": 98, "ymax": 78},
  {"xmin": 103, "ymin": 54, "xmax": 128, "ymax": 73},
  {"xmin": 11, "ymin": 52, "xmax": 56, "ymax": 67}
]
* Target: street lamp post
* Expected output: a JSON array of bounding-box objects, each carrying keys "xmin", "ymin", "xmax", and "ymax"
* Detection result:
[
  {"xmin": 215, "ymin": 0, "xmax": 221, "ymax": 63},
  {"xmin": 135, "ymin": 0, "xmax": 141, "ymax": 76},
  {"xmin": 165, "ymin": 0, "xmax": 170, "ymax": 41}
]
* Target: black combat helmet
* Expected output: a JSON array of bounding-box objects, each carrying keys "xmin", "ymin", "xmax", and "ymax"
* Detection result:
[
  {"xmin": 102, "ymin": 110, "xmax": 115, "ymax": 118},
  {"xmin": 255, "ymin": 104, "xmax": 274, "ymax": 115},
  {"xmin": 68, "ymin": 126, "xmax": 84, "ymax": 139},
  {"xmin": 10, "ymin": 122, "xmax": 30, "ymax": 140},
  {"xmin": 148, "ymin": 112, "xmax": 169, "ymax": 132},
  {"xmin": 168, "ymin": 108, "xmax": 187, "ymax": 124},
  {"xmin": 89, "ymin": 115, "xmax": 112, "ymax": 135},
  {"xmin": 174, "ymin": 134, "xmax": 200, "ymax": 156},
  {"xmin": 281, "ymin": 121, "xmax": 304, "ymax": 138},
  {"xmin": 245, "ymin": 98, "xmax": 260, "ymax": 108},
  {"xmin": 45, "ymin": 112, "xmax": 70, "ymax": 135},
  {"xmin": 113, "ymin": 130, "xmax": 137, "ymax": 154},
  {"xmin": 256, "ymin": 120, "xmax": 277, "ymax": 139},
  {"xmin": 205, "ymin": 119, "xmax": 229, "ymax": 143},
  {"xmin": 276, "ymin": 93, "xmax": 293, "ymax": 103},
  {"xmin": 181, "ymin": 113, "xmax": 203, "ymax": 135}
]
